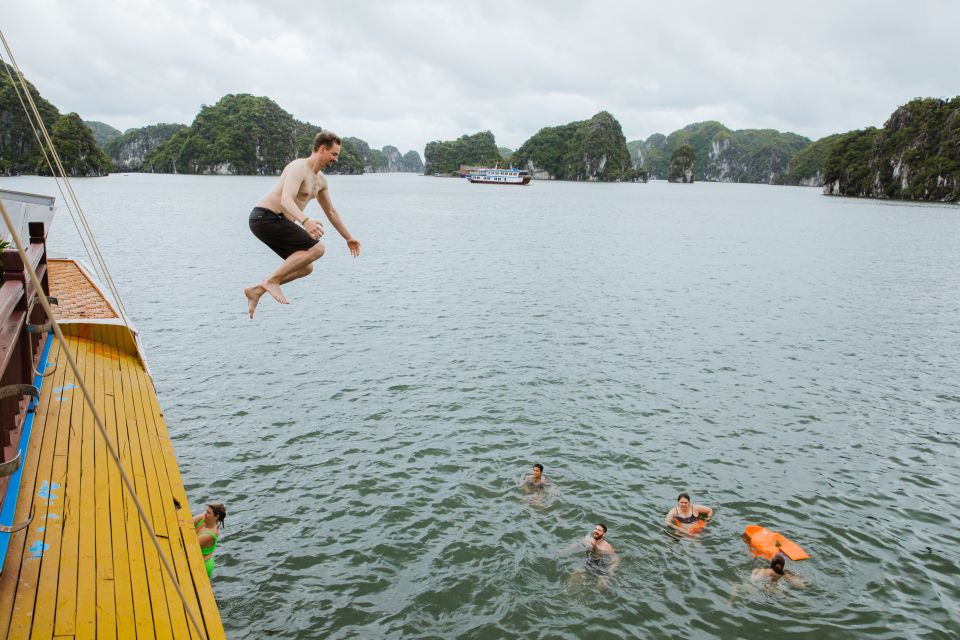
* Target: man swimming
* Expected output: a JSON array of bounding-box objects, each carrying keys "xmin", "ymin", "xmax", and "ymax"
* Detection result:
[
  {"xmin": 520, "ymin": 463, "xmax": 550, "ymax": 493},
  {"xmin": 244, "ymin": 130, "xmax": 361, "ymax": 318},
  {"xmin": 567, "ymin": 523, "xmax": 620, "ymax": 589}
]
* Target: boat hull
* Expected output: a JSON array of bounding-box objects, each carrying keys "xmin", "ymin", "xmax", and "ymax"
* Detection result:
[{"xmin": 468, "ymin": 176, "xmax": 531, "ymax": 185}]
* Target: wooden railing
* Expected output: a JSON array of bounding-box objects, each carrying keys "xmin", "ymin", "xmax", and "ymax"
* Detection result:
[{"xmin": 0, "ymin": 221, "xmax": 50, "ymax": 500}]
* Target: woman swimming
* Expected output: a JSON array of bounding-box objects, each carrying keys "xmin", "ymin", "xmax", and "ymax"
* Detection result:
[
  {"xmin": 664, "ymin": 492, "xmax": 713, "ymax": 532},
  {"xmin": 193, "ymin": 502, "xmax": 226, "ymax": 578}
]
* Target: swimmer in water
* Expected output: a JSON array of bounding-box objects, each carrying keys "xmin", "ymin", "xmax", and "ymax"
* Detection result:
[
  {"xmin": 519, "ymin": 463, "xmax": 558, "ymax": 507},
  {"xmin": 193, "ymin": 502, "xmax": 226, "ymax": 578},
  {"xmin": 751, "ymin": 553, "xmax": 805, "ymax": 586},
  {"xmin": 730, "ymin": 552, "xmax": 805, "ymax": 602},
  {"xmin": 665, "ymin": 492, "xmax": 713, "ymax": 533},
  {"xmin": 520, "ymin": 463, "xmax": 551, "ymax": 493},
  {"xmin": 567, "ymin": 523, "xmax": 620, "ymax": 589}
]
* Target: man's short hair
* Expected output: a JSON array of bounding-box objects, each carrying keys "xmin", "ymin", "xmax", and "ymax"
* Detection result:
[
  {"xmin": 597, "ymin": 523, "xmax": 607, "ymax": 534},
  {"xmin": 314, "ymin": 130, "xmax": 342, "ymax": 151},
  {"xmin": 533, "ymin": 463, "xmax": 544, "ymax": 472}
]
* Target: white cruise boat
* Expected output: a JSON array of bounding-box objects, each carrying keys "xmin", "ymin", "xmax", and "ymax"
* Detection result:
[{"xmin": 467, "ymin": 167, "xmax": 532, "ymax": 185}]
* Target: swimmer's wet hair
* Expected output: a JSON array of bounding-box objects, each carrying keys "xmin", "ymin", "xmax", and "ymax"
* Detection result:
[
  {"xmin": 533, "ymin": 463, "xmax": 544, "ymax": 472},
  {"xmin": 677, "ymin": 492, "xmax": 691, "ymax": 502},
  {"xmin": 209, "ymin": 502, "xmax": 227, "ymax": 528},
  {"xmin": 597, "ymin": 523, "xmax": 607, "ymax": 534},
  {"xmin": 771, "ymin": 553, "xmax": 786, "ymax": 575}
]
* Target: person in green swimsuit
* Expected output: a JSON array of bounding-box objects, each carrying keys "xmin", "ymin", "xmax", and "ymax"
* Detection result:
[{"xmin": 193, "ymin": 502, "xmax": 226, "ymax": 577}]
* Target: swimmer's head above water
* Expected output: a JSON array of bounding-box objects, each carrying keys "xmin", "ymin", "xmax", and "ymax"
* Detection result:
[
  {"xmin": 592, "ymin": 523, "xmax": 607, "ymax": 541},
  {"xmin": 207, "ymin": 502, "xmax": 227, "ymax": 527},
  {"xmin": 531, "ymin": 463, "xmax": 544, "ymax": 479},
  {"xmin": 770, "ymin": 553, "xmax": 786, "ymax": 575}
]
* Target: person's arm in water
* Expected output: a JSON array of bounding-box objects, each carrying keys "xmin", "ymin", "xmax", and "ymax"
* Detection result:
[
  {"xmin": 782, "ymin": 572, "xmax": 806, "ymax": 587},
  {"xmin": 606, "ymin": 547, "xmax": 620, "ymax": 575},
  {"xmin": 560, "ymin": 536, "xmax": 592, "ymax": 555},
  {"xmin": 664, "ymin": 507, "xmax": 681, "ymax": 529},
  {"xmin": 544, "ymin": 476, "xmax": 559, "ymax": 497},
  {"xmin": 316, "ymin": 183, "xmax": 360, "ymax": 257},
  {"xmin": 694, "ymin": 503, "xmax": 714, "ymax": 520}
]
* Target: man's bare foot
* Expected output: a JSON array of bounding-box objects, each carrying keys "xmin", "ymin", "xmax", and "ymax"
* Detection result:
[
  {"xmin": 244, "ymin": 285, "xmax": 265, "ymax": 319},
  {"xmin": 260, "ymin": 280, "xmax": 289, "ymax": 305}
]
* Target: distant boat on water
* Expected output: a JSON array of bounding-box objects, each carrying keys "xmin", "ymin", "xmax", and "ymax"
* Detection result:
[{"xmin": 467, "ymin": 167, "xmax": 532, "ymax": 185}]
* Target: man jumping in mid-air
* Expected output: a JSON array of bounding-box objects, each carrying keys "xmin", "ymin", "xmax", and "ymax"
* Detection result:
[{"xmin": 244, "ymin": 130, "xmax": 361, "ymax": 318}]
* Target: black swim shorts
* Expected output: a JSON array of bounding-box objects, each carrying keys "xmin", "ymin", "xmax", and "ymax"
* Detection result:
[{"xmin": 248, "ymin": 207, "xmax": 319, "ymax": 259}]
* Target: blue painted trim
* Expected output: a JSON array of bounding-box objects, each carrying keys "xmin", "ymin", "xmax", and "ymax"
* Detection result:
[{"xmin": 0, "ymin": 332, "xmax": 55, "ymax": 567}]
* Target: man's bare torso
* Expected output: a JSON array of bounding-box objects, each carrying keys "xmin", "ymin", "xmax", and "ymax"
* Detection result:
[{"xmin": 257, "ymin": 158, "xmax": 328, "ymax": 213}]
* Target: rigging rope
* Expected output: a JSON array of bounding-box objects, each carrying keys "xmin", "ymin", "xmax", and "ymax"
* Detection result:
[
  {"xmin": 0, "ymin": 30, "xmax": 209, "ymax": 640},
  {"xmin": 0, "ymin": 52, "xmax": 99, "ymax": 278},
  {"xmin": 0, "ymin": 30, "xmax": 133, "ymax": 328}
]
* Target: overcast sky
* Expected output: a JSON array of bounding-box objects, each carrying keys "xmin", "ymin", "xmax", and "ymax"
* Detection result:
[{"xmin": 3, "ymin": 0, "xmax": 959, "ymax": 154}]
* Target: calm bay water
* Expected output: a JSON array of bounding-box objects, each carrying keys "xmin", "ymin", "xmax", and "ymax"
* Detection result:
[{"xmin": 2, "ymin": 173, "xmax": 959, "ymax": 638}]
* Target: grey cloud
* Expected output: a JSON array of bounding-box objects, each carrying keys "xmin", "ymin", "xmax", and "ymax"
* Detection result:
[{"xmin": 3, "ymin": 0, "xmax": 958, "ymax": 153}]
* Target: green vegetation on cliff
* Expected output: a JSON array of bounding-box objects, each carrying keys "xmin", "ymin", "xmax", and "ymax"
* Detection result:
[
  {"xmin": 401, "ymin": 149, "xmax": 424, "ymax": 172},
  {"xmin": 344, "ymin": 137, "xmax": 388, "ymax": 173},
  {"xmin": 511, "ymin": 111, "xmax": 640, "ymax": 181},
  {"xmin": 143, "ymin": 94, "xmax": 319, "ymax": 174},
  {"xmin": 784, "ymin": 133, "xmax": 844, "ymax": 186},
  {"xmin": 40, "ymin": 112, "xmax": 111, "ymax": 177},
  {"xmin": 104, "ymin": 123, "xmax": 186, "ymax": 171},
  {"xmin": 822, "ymin": 128, "xmax": 879, "ymax": 196},
  {"xmin": 823, "ymin": 96, "xmax": 960, "ymax": 202},
  {"xmin": 84, "ymin": 121, "xmax": 122, "ymax": 148},
  {"xmin": 631, "ymin": 123, "xmax": 810, "ymax": 183},
  {"xmin": 331, "ymin": 139, "xmax": 365, "ymax": 175},
  {"xmin": 423, "ymin": 131, "xmax": 500, "ymax": 175},
  {"xmin": 823, "ymin": 97, "xmax": 960, "ymax": 202},
  {"xmin": 668, "ymin": 144, "xmax": 695, "ymax": 183},
  {"xmin": 1, "ymin": 62, "xmax": 61, "ymax": 175}
]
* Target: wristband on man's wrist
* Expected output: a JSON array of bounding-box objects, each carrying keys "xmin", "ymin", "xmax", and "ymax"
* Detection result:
[{"xmin": 302, "ymin": 217, "xmax": 310, "ymax": 225}]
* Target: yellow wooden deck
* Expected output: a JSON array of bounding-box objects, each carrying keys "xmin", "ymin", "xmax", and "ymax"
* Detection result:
[{"xmin": 0, "ymin": 261, "xmax": 226, "ymax": 639}]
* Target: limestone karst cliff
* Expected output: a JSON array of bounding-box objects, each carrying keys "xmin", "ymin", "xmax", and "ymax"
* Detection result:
[
  {"xmin": 511, "ymin": 111, "xmax": 641, "ymax": 182},
  {"xmin": 630, "ymin": 122, "xmax": 809, "ymax": 184},
  {"xmin": 668, "ymin": 144, "xmax": 695, "ymax": 183},
  {"xmin": 105, "ymin": 124, "xmax": 186, "ymax": 172},
  {"xmin": 822, "ymin": 97, "xmax": 959, "ymax": 202}
]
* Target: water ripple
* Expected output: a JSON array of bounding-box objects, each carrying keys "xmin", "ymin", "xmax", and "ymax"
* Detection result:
[{"xmin": 3, "ymin": 174, "xmax": 958, "ymax": 638}]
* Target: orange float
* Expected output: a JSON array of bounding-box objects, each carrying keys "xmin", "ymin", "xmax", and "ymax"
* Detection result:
[
  {"xmin": 743, "ymin": 525, "xmax": 809, "ymax": 560},
  {"xmin": 676, "ymin": 518, "xmax": 706, "ymax": 533}
]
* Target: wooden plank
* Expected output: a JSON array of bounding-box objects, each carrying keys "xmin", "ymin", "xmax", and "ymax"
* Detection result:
[
  {"xmin": 122, "ymin": 352, "xmax": 174, "ymax": 639},
  {"xmin": 115, "ymin": 340, "xmax": 156, "ymax": 638},
  {"xmin": 129, "ymin": 361, "xmax": 199, "ymax": 639},
  {"xmin": 136, "ymin": 364, "xmax": 225, "ymax": 640},
  {"xmin": 102, "ymin": 328, "xmax": 136, "ymax": 638},
  {"xmin": 13, "ymin": 334, "xmax": 73, "ymax": 638},
  {"xmin": 1, "ymin": 326, "xmax": 226, "ymax": 639},
  {"xmin": 0, "ymin": 335, "xmax": 64, "ymax": 638},
  {"xmin": 71, "ymin": 333, "xmax": 98, "ymax": 638},
  {"xmin": 93, "ymin": 325, "xmax": 117, "ymax": 640},
  {"xmin": 53, "ymin": 336, "xmax": 91, "ymax": 637}
]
